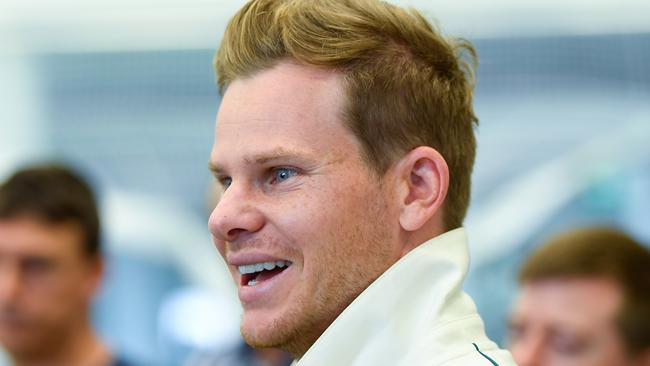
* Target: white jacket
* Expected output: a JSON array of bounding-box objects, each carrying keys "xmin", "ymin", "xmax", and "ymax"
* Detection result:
[{"xmin": 293, "ymin": 228, "xmax": 516, "ymax": 366}]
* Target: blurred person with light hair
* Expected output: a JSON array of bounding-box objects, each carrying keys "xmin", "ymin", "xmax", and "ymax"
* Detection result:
[
  {"xmin": 207, "ymin": 0, "xmax": 515, "ymax": 365},
  {"xmin": 0, "ymin": 165, "xmax": 133, "ymax": 366},
  {"xmin": 509, "ymin": 226, "xmax": 650, "ymax": 366}
]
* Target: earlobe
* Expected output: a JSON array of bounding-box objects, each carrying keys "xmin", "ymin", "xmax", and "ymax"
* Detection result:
[{"xmin": 397, "ymin": 147, "xmax": 449, "ymax": 232}]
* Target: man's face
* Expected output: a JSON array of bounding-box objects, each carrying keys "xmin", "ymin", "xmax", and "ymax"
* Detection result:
[
  {"xmin": 509, "ymin": 278, "xmax": 633, "ymax": 366},
  {"xmin": 208, "ymin": 62, "xmax": 402, "ymax": 355},
  {"xmin": 0, "ymin": 216, "xmax": 98, "ymax": 356}
]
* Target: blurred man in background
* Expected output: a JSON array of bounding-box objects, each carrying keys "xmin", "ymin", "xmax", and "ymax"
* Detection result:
[
  {"xmin": 0, "ymin": 165, "xmax": 130, "ymax": 366},
  {"xmin": 510, "ymin": 226, "xmax": 650, "ymax": 366},
  {"xmin": 208, "ymin": 0, "xmax": 514, "ymax": 365}
]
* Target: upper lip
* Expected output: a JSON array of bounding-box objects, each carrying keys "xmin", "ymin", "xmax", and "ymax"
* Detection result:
[{"xmin": 227, "ymin": 252, "xmax": 290, "ymax": 267}]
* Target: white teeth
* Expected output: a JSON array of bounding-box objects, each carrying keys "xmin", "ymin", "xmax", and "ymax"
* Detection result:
[
  {"xmin": 238, "ymin": 260, "xmax": 291, "ymax": 275},
  {"xmin": 247, "ymin": 278, "xmax": 258, "ymax": 286},
  {"xmin": 238, "ymin": 264, "xmax": 256, "ymax": 274}
]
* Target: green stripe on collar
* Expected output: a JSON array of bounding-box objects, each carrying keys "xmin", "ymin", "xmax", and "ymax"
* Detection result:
[{"xmin": 472, "ymin": 343, "xmax": 499, "ymax": 366}]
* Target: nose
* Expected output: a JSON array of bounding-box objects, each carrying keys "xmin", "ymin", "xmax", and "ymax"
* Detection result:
[
  {"xmin": 0, "ymin": 263, "xmax": 21, "ymax": 304},
  {"xmin": 511, "ymin": 336, "xmax": 544, "ymax": 366},
  {"xmin": 208, "ymin": 184, "xmax": 265, "ymax": 243}
]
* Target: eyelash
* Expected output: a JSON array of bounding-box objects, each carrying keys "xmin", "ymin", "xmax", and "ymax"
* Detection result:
[
  {"xmin": 269, "ymin": 167, "xmax": 299, "ymax": 184},
  {"xmin": 218, "ymin": 176, "xmax": 232, "ymax": 189},
  {"xmin": 217, "ymin": 167, "xmax": 299, "ymax": 190}
]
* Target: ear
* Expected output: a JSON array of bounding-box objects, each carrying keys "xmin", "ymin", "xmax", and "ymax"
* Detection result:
[
  {"xmin": 395, "ymin": 146, "xmax": 449, "ymax": 232},
  {"xmin": 83, "ymin": 255, "xmax": 105, "ymax": 300}
]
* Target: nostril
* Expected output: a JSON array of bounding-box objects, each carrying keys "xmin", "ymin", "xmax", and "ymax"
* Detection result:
[
  {"xmin": 211, "ymin": 203, "xmax": 265, "ymax": 241},
  {"xmin": 227, "ymin": 228, "xmax": 248, "ymax": 240}
]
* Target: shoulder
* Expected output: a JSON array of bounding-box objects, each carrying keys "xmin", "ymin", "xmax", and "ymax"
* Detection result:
[
  {"xmin": 430, "ymin": 343, "xmax": 517, "ymax": 366},
  {"xmin": 107, "ymin": 357, "xmax": 137, "ymax": 366}
]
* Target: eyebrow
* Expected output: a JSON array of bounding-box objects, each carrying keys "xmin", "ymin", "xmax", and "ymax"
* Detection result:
[{"xmin": 208, "ymin": 147, "xmax": 315, "ymax": 174}]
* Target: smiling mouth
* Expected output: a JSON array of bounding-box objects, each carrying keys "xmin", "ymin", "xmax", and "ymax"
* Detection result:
[{"xmin": 238, "ymin": 260, "xmax": 292, "ymax": 286}]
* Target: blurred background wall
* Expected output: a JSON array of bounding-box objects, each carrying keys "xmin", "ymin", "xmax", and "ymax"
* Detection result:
[{"xmin": 1, "ymin": 0, "xmax": 649, "ymax": 365}]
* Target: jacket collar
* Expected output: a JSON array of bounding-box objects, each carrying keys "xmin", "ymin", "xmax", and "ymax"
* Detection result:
[{"xmin": 294, "ymin": 228, "xmax": 472, "ymax": 365}]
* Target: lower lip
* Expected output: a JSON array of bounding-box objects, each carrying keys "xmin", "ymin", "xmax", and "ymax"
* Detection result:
[{"xmin": 238, "ymin": 265, "xmax": 293, "ymax": 304}]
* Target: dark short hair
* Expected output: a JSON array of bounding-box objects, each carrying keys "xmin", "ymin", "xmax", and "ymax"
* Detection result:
[
  {"xmin": 519, "ymin": 226, "xmax": 650, "ymax": 355},
  {"xmin": 0, "ymin": 164, "xmax": 100, "ymax": 257}
]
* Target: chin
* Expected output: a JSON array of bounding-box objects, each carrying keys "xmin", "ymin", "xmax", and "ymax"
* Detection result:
[
  {"xmin": 241, "ymin": 313, "xmax": 291, "ymax": 349},
  {"xmin": 240, "ymin": 306, "xmax": 317, "ymax": 356},
  {"xmin": 238, "ymin": 282, "xmax": 345, "ymax": 355}
]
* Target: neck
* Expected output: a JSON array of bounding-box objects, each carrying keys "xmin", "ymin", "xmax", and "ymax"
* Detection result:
[
  {"xmin": 13, "ymin": 317, "xmax": 112, "ymax": 366},
  {"xmin": 400, "ymin": 224, "xmax": 446, "ymax": 258}
]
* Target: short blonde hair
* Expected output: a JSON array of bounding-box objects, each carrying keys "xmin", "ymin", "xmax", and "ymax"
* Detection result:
[{"xmin": 215, "ymin": 0, "xmax": 478, "ymax": 229}]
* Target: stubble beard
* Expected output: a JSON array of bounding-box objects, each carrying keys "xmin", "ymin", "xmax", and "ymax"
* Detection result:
[
  {"xmin": 240, "ymin": 251, "xmax": 365, "ymax": 356},
  {"xmin": 241, "ymin": 189, "xmax": 396, "ymax": 357}
]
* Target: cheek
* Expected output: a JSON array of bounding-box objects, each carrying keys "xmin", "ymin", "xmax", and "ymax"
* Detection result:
[
  {"xmin": 24, "ymin": 279, "xmax": 80, "ymax": 319},
  {"xmin": 24, "ymin": 274, "xmax": 65, "ymax": 299},
  {"xmin": 276, "ymin": 183, "xmax": 367, "ymax": 244},
  {"xmin": 301, "ymin": 185, "xmax": 386, "ymax": 267},
  {"xmin": 212, "ymin": 236, "xmax": 227, "ymax": 258},
  {"xmin": 589, "ymin": 329, "xmax": 630, "ymax": 365}
]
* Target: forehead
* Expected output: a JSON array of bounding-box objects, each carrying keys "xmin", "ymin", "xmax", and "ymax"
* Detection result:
[
  {"xmin": 219, "ymin": 62, "xmax": 344, "ymax": 125},
  {"xmin": 0, "ymin": 216, "xmax": 84, "ymax": 259},
  {"xmin": 515, "ymin": 278, "xmax": 623, "ymax": 329},
  {"xmin": 211, "ymin": 62, "xmax": 358, "ymax": 168}
]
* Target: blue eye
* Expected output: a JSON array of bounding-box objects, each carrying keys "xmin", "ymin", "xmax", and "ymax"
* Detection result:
[{"xmin": 272, "ymin": 168, "xmax": 298, "ymax": 183}]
